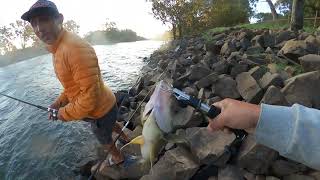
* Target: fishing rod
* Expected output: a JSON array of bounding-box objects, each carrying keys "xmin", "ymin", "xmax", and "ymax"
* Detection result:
[{"xmin": 0, "ymin": 92, "xmax": 58, "ymax": 120}]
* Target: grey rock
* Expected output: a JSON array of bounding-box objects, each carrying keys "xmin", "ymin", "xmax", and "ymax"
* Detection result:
[
  {"xmin": 276, "ymin": 30, "xmax": 296, "ymax": 44},
  {"xmin": 212, "ymin": 75, "xmax": 241, "ymax": 99},
  {"xmin": 221, "ymin": 40, "xmax": 237, "ymax": 56},
  {"xmin": 298, "ymin": 32, "xmax": 310, "ymax": 40},
  {"xmin": 260, "ymin": 86, "xmax": 289, "ymax": 106},
  {"xmin": 246, "ymin": 45, "xmax": 265, "ymax": 55},
  {"xmin": 218, "ymin": 165, "xmax": 243, "ymax": 180},
  {"xmin": 242, "ymin": 169, "xmax": 256, "ymax": 180},
  {"xmin": 282, "ymin": 71, "xmax": 320, "ymax": 108},
  {"xmin": 251, "ymin": 33, "xmax": 275, "ymax": 48},
  {"xmin": 251, "ymin": 35, "xmax": 265, "ymax": 47},
  {"xmin": 208, "ymin": 176, "xmax": 218, "ymax": 180},
  {"xmin": 283, "ymin": 174, "xmax": 315, "ymax": 180},
  {"xmin": 240, "ymin": 38, "xmax": 251, "ymax": 50},
  {"xmin": 236, "ymin": 72, "xmax": 264, "ymax": 104},
  {"xmin": 271, "ymin": 159, "xmax": 308, "ymax": 177},
  {"xmin": 203, "ymin": 51, "xmax": 219, "ymax": 67},
  {"xmin": 189, "ymin": 65, "xmax": 212, "ymax": 81},
  {"xmin": 143, "ymin": 146, "xmax": 199, "ymax": 180},
  {"xmin": 266, "ymin": 177, "xmax": 280, "ymax": 180},
  {"xmin": 158, "ymin": 59, "xmax": 168, "ymax": 70},
  {"xmin": 195, "ymin": 72, "xmax": 219, "ymax": 89},
  {"xmin": 278, "ymin": 39, "xmax": 317, "ymax": 61},
  {"xmin": 258, "ymin": 72, "xmax": 284, "ymax": 89},
  {"xmin": 309, "ymin": 171, "xmax": 320, "ymax": 180},
  {"xmin": 248, "ymin": 66, "xmax": 268, "ymax": 81},
  {"xmin": 183, "ymin": 86, "xmax": 198, "ymax": 97},
  {"xmin": 256, "ymin": 175, "xmax": 266, "ymax": 180},
  {"xmin": 230, "ymin": 64, "xmax": 249, "ymax": 78},
  {"xmin": 237, "ymin": 135, "xmax": 279, "ymax": 174},
  {"xmin": 227, "ymin": 51, "xmax": 243, "ymax": 64},
  {"xmin": 244, "ymin": 54, "xmax": 268, "ymax": 65},
  {"xmin": 299, "ymin": 54, "xmax": 320, "ymax": 72},
  {"xmin": 212, "ymin": 60, "xmax": 230, "ymax": 75},
  {"xmin": 173, "ymin": 72, "xmax": 190, "ymax": 88},
  {"xmin": 186, "ymin": 127, "xmax": 235, "ymax": 166}
]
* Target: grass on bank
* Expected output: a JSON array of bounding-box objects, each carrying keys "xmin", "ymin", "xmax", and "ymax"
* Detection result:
[
  {"xmin": 203, "ymin": 20, "xmax": 319, "ymax": 41},
  {"xmin": 202, "ymin": 21, "xmax": 314, "ymax": 76}
]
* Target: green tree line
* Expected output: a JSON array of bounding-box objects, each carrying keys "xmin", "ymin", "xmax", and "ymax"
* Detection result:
[
  {"xmin": 150, "ymin": 0, "xmax": 320, "ymax": 39},
  {"xmin": 84, "ymin": 20, "xmax": 145, "ymax": 45}
]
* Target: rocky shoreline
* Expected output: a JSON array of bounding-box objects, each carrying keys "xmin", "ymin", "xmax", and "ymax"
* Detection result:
[{"xmin": 81, "ymin": 27, "xmax": 320, "ymax": 180}]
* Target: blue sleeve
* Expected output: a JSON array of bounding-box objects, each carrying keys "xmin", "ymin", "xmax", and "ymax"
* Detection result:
[{"xmin": 255, "ymin": 103, "xmax": 320, "ymax": 170}]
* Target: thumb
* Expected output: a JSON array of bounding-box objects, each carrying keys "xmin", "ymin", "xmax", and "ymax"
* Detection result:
[
  {"xmin": 213, "ymin": 101, "xmax": 223, "ymax": 109},
  {"xmin": 207, "ymin": 114, "xmax": 224, "ymax": 132}
]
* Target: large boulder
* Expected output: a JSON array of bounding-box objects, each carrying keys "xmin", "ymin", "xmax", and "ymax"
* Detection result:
[
  {"xmin": 246, "ymin": 45, "xmax": 265, "ymax": 55},
  {"xmin": 221, "ymin": 40, "xmax": 237, "ymax": 56},
  {"xmin": 237, "ymin": 135, "xmax": 279, "ymax": 175},
  {"xmin": 230, "ymin": 64, "xmax": 249, "ymax": 78},
  {"xmin": 283, "ymin": 174, "xmax": 315, "ymax": 180},
  {"xmin": 278, "ymin": 39, "xmax": 318, "ymax": 61},
  {"xmin": 218, "ymin": 165, "xmax": 244, "ymax": 180},
  {"xmin": 260, "ymin": 86, "xmax": 289, "ymax": 106},
  {"xmin": 271, "ymin": 159, "xmax": 308, "ymax": 177},
  {"xmin": 236, "ymin": 72, "xmax": 264, "ymax": 104},
  {"xmin": 189, "ymin": 65, "xmax": 212, "ymax": 81},
  {"xmin": 93, "ymin": 160, "xmax": 150, "ymax": 180},
  {"xmin": 275, "ymin": 30, "xmax": 296, "ymax": 44},
  {"xmin": 244, "ymin": 54, "xmax": 268, "ymax": 65},
  {"xmin": 248, "ymin": 66, "xmax": 268, "ymax": 81},
  {"xmin": 281, "ymin": 71, "xmax": 320, "ymax": 108},
  {"xmin": 299, "ymin": 54, "xmax": 320, "ymax": 72},
  {"xmin": 251, "ymin": 33, "xmax": 275, "ymax": 48},
  {"xmin": 309, "ymin": 171, "xmax": 320, "ymax": 180},
  {"xmin": 195, "ymin": 72, "xmax": 219, "ymax": 89},
  {"xmin": 212, "ymin": 75, "xmax": 241, "ymax": 99},
  {"xmin": 258, "ymin": 72, "xmax": 284, "ymax": 90},
  {"xmin": 186, "ymin": 127, "xmax": 236, "ymax": 166},
  {"xmin": 203, "ymin": 51, "xmax": 219, "ymax": 68},
  {"xmin": 205, "ymin": 33, "xmax": 227, "ymax": 54},
  {"xmin": 141, "ymin": 146, "xmax": 200, "ymax": 180},
  {"xmin": 212, "ymin": 60, "xmax": 230, "ymax": 75}
]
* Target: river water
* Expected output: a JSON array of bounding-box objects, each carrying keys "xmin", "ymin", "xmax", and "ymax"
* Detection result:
[{"xmin": 0, "ymin": 40, "xmax": 164, "ymax": 180}]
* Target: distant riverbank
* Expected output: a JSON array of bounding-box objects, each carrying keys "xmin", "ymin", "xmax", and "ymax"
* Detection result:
[
  {"xmin": 0, "ymin": 47, "xmax": 48, "ymax": 67},
  {"xmin": 0, "ymin": 39, "xmax": 148, "ymax": 68}
]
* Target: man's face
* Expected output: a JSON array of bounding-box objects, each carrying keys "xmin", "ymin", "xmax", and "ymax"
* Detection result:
[{"xmin": 30, "ymin": 15, "xmax": 62, "ymax": 45}]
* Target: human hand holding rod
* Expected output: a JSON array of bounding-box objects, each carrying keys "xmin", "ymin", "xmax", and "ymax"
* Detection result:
[{"xmin": 172, "ymin": 88, "xmax": 247, "ymax": 138}]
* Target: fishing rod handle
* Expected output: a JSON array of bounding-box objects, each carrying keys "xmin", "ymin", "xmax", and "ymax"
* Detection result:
[
  {"xmin": 205, "ymin": 104, "xmax": 247, "ymax": 139},
  {"xmin": 48, "ymin": 107, "xmax": 58, "ymax": 121}
]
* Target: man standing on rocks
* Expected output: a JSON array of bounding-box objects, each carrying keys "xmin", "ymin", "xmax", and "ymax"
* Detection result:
[
  {"xmin": 208, "ymin": 98, "xmax": 320, "ymax": 170},
  {"xmin": 21, "ymin": 0, "xmax": 127, "ymax": 165}
]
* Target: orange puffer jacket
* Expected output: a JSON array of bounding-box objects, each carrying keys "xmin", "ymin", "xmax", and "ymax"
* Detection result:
[{"xmin": 47, "ymin": 29, "xmax": 116, "ymax": 121}]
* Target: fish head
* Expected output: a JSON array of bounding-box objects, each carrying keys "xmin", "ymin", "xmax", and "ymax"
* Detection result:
[{"xmin": 143, "ymin": 80, "xmax": 193, "ymax": 133}]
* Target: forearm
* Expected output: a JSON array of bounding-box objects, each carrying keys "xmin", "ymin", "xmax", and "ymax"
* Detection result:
[{"xmin": 255, "ymin": 104, "xmax": 320, "ymax": 170}]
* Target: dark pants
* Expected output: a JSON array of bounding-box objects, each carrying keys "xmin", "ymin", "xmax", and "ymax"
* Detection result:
[{"xmin": 84, "ymin": 105, "xmax": 118, "ymax": 144}]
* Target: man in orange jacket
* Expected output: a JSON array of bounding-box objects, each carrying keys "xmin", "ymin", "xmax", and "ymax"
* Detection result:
[{"xmin": 21, "ymin": 0, "xmax": 127, "ymax": 165}]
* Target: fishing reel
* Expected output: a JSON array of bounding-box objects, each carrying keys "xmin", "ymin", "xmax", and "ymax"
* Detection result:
[{"xmin": 48, "ymin": 107, "xmax": 58, "ymax": 121}]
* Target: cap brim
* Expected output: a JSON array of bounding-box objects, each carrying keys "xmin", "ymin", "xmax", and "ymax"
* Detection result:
[{"xmin": 21, "ymin": 7, "xmax": 59, "ymax": 22}]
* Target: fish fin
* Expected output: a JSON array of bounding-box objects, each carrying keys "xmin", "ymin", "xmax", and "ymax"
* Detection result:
[
  {"xmin": 149, "ymin": 144, "xmax": 155, "ymax": 174},
  {"xmin": 120, "ymin": 135, "xmax": 144, "ymax": 152},
  {"xmin": 129, "ymin": 135, "xmax": 145, "ymax": 145}
]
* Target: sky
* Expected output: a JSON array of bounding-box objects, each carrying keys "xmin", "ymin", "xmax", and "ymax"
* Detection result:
[{"xmin": 0, "ymin": 0, "xmax": 275, "ymax": 39}]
